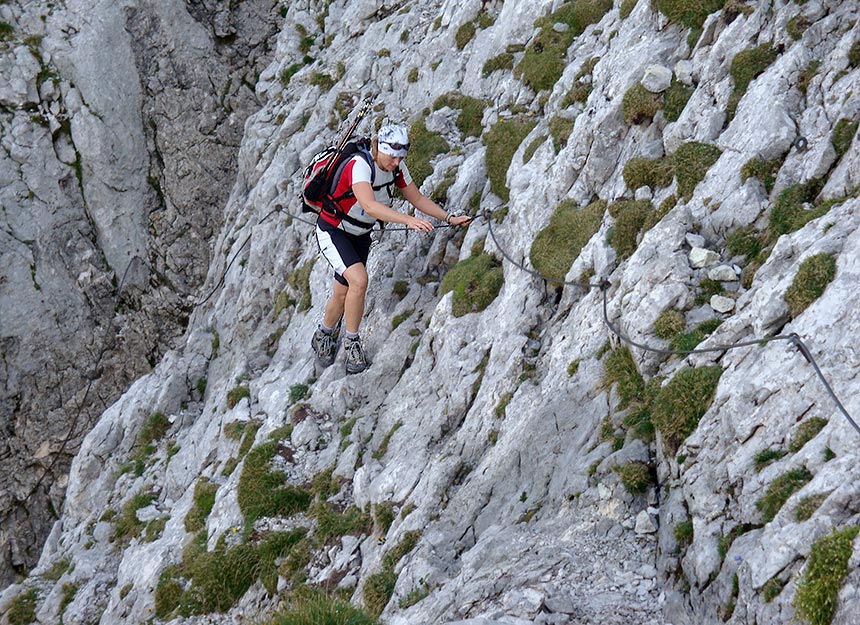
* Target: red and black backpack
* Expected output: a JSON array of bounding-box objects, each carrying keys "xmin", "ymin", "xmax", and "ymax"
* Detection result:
[{"xmin": 301, "ymin": 137, "xmax": 400, "ymax": 228}]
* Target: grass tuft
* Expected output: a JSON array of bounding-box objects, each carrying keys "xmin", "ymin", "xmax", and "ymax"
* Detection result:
[
  {"xmin": 756, "ymin": 466, "xmax": 813, "ymax": 523},
  {"xmin": 651, "ymin": 366, "xmax": 722, "ymax": 450},
  {"xmin": 789, "ymin": 417, "xmax": 829, "ymax": 452},
  {"xmin": 793, "ymin": 526, "xmax": 859, "ymax": 625},
  {"xmin": 514, "ymin": 0, "xmax": 612, "ymax": 92},
  {"xmin": 784, "ymin": 254, "xmax": 836, "ymax": 318},
  {"xmin": 673, "ymin": 142, "xmax": 722, "ymax": 200},
  {"xmin": 484, "ymin": 116, "xmax": 537, "ymax": 201},
  {"xmin": 530, "ymin": 199, "xmax": 605, "ymax": 282},
  {"xmin": 440, "ymin": 252, "xmax": 504, "ymax": 317}
]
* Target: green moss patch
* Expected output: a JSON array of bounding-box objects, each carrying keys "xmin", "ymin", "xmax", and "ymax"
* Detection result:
[
  {"xmin": 651, "ymin": 366, "xmax": 723, "ymax": 450},
  {"xmin": 673, "ymin": 142, "xmax": 722, "ymax": 200},
  {"xmin": 756, "ymin": 466, "xmax": 813, "ymax": 523},
  {"xmin": 529, "ymin": 198, "xmax": 605, "ymax": 282},
  {"xmin": 784, "ymin": 253, "xmax": 836, "ymax": 318},
  {"xmin": 793, "ymin": 526, "xmax": 859, "ymax": 625},
  {"xmin": 484, "ymin": 116, "xmax": 537, "ymax": 201},
  {"xmin": 440, "ymin": 252, "xmax": 504, "ymax": 317},
  {"xmin": 514, "ymin": 0, "xmax": 612, "ymax": 92}
]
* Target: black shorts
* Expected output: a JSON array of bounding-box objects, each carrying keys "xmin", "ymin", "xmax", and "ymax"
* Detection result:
[{"xmin": 315, "ymin": 219, "xmax": 372, "ymax": 286}]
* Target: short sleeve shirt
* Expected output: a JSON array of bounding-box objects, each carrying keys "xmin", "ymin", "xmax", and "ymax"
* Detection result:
[{"xmin": 320, "ymin": 154, "xmax": 413, "ymax": 235}]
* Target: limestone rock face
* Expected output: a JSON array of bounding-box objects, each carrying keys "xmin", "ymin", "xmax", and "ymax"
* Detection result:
[
  {"xmin": 3, "ymin": 1, "xmax": 860, "ymax": 625},
  {"xmin": 0, "ymin": 0, "xmax": 279, "ymax": 585}
]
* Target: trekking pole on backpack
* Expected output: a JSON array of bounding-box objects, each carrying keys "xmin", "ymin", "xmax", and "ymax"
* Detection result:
[
  {"xmin": 333, "ymin": 97, "xmax": 372, "ymax": 155},
  {"xmin": 301, "ymin": 98, "xmax": 373, "ymax": 216}
]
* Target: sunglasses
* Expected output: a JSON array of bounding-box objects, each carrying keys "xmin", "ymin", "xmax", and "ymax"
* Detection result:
[{"xmin": 382, "ymin": 141, "xmax": 410, "ymax": 151}]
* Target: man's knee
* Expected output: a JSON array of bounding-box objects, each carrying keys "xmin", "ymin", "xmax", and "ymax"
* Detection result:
[{"xmin": 343, "ymin": 267, "xmax": 368, "ymax": 292}]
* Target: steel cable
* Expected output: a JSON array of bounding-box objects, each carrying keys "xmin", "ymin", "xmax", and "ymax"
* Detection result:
[{"xmin": 483, "ymin": 208, "xmax": 860, "ymax": 436}]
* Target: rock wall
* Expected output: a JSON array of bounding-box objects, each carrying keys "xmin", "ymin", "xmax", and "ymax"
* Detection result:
[
  {"xmin": 0, "ymin": 0, "xmax": 279, "ymax": 585},
  {"xmin": 2, "ymin": 0, "xmax": 860, "ymax": 624}
]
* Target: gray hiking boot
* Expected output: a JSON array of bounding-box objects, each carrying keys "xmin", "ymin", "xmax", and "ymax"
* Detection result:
[
  {"xmin": 311, "ymin": 326, "xmax": 338, "ymax": 367},
  {"xmin": 344, "ymin": 336, "xmax": 369, "ymax": 374}
]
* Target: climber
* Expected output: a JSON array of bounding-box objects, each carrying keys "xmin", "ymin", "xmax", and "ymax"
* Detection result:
[{"xmin": 311, "ymin": 123, "xmax": 472, "ymax": 374}]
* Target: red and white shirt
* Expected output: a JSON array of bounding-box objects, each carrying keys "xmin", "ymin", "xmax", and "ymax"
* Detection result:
[{"xmin": 320, "ymin": 155, "xmax": 412, "ymax": 235}]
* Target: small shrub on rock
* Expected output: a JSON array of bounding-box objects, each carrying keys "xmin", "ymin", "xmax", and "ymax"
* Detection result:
[
  {"xmin": 653, "ymin": 0, "xmax": 726, "ymax": 31},
  {"xmin": 514, "ymin": 0, "xmax": 612, "ymax": 92},
  {"xmin": 363, "ymin": 531, "xmax": 421, "ymax": 617},
  {"xmin": 602, "ymin": 347, "xmax": 645, "ymax": 409},
  {"xmin": 740, "ymin": 156, "xmax": 782, "ymax": 193},
  {"xmin": 7, "ymin": 589, "xmax": 38, "ymax": 625},
  {"xmin": 237, "ymin": 442, "xmax": 312, "ymax": 524},
  {"xmin": 663, "ymin": 78, "xmax": 694, "ymax": 121},
  {"xmin": 654, "ymin": 309, "xmax": 686, "ymax": 339},
  {"xmin": 753, "ymin": 448, "xmax": 787, "ymax": 472},
  {"xmin": 185, "ymin": 479, "xmax": 219, "ymax": 532},
  {"xmin": 613, "ymin": 461, "xmax": 655, "ymax": 494},
  {"xmin": 795, "ymin": 492, "xmax": 830, "ymax": 522},
  {"xmin": 433, "ymin": 92, "xmax": 488, "ymax": 138},
  {"xmin": 728, "ymin": 43, "xmax": 779, "ymax": 118},
  {"xmin": 482, "ymin": 52, "xmax": 514, "ymax": 77},
  {"xmin": 408, "ymin": 116, "xmax": 450, "ymax": 188},
  {"xmin": 831, "ymin": 118, "xmax": 858, "ymax": 160},
  {"xmin": 265, "ymin": 589, "xmax": 381, "ymax": 625},
  {"xmin": 226, "ymin": 385, "xmax": 250, "ymax": 409},
  {"xmin": 768, "ymin": 178, "xmax": 826, "ymax": 238}
]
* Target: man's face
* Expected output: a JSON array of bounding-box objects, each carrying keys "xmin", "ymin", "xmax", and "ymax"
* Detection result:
[{"xmin": 376, "ymin": 152, "xmax": 403, "ymax": 172}]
